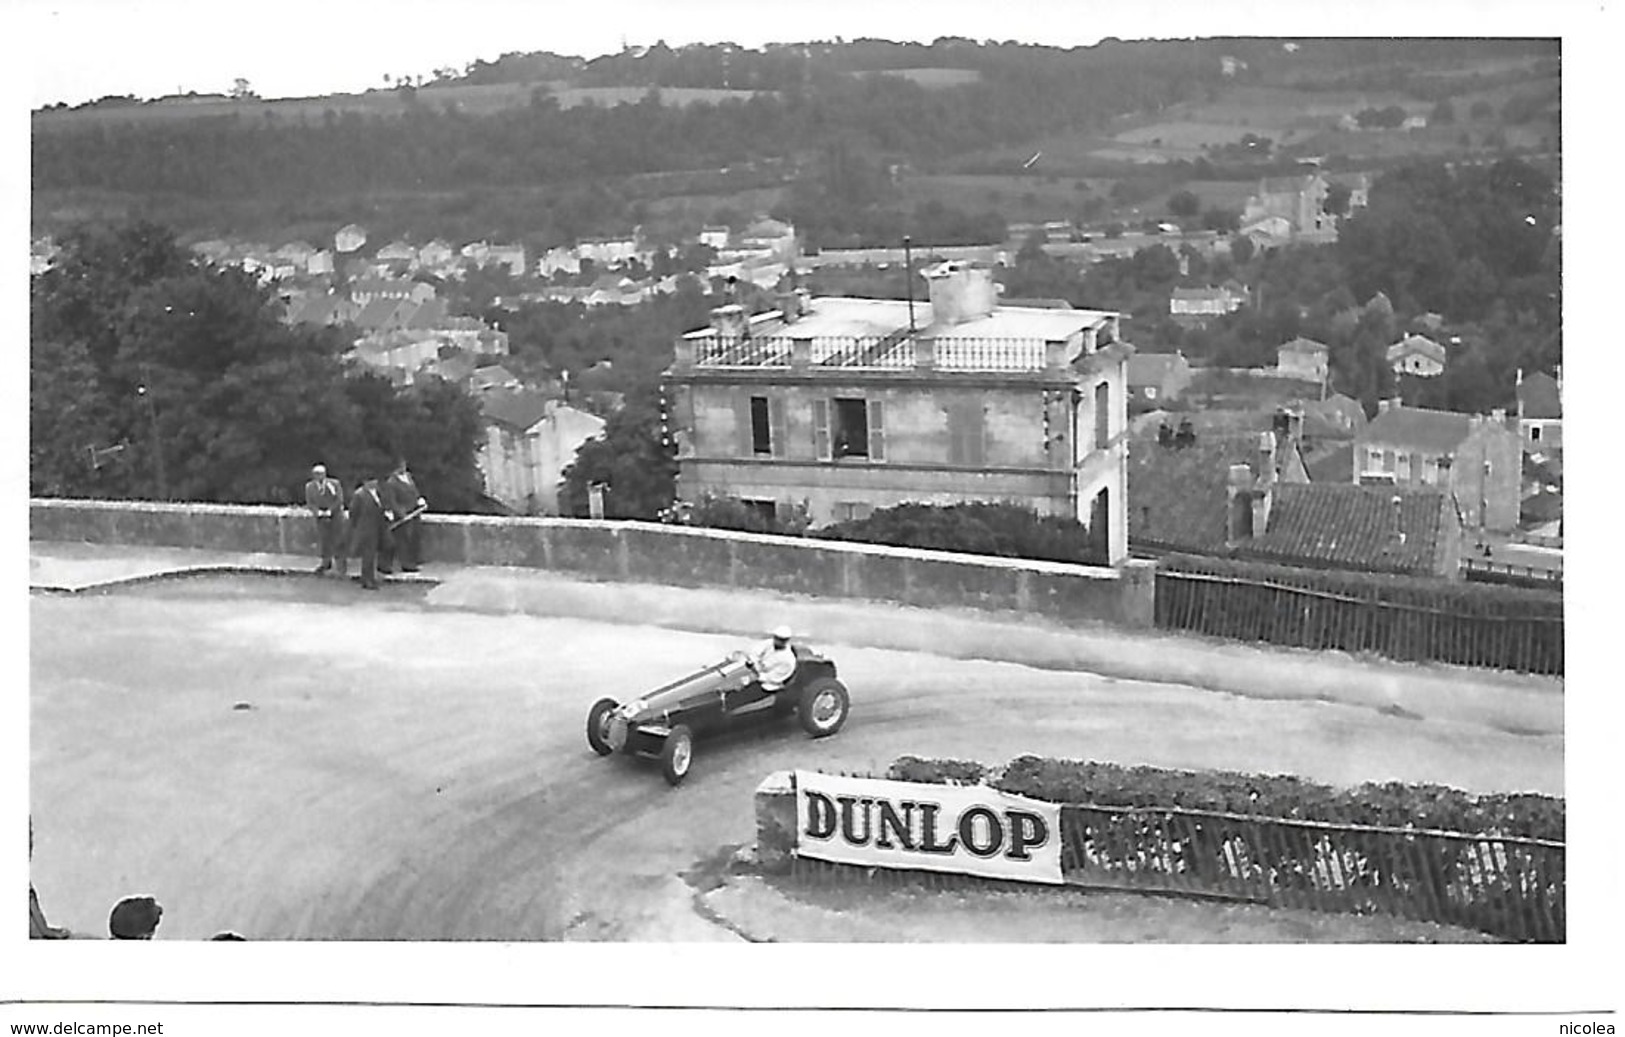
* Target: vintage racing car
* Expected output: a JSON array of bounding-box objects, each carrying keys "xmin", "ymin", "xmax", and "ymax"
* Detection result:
[{"xmin": 586, "ymin": 640, "xmax": 851, "ymax": 785}]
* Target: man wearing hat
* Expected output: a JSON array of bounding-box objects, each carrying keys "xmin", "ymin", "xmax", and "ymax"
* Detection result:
[
  {"xmin": 744, "ymin": 624, "xmax": 799, "ymax": 699},
  {"xmin": 380, "ymin": 458, "xmax": 427, "ymax": 574},
  {"xmin": 346, "ymin": 474, "xmax": 389, "ymax": 591},
  {"xmin": 108, "ymin": 895, "xmax": 163, "ymax": 940},
  {"xmin": 303, "ymin": 463, "xmax": 346, "ymax": 575}
]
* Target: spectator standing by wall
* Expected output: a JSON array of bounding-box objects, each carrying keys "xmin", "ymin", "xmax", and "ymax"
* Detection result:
[
  {"xmin": 303, "ymin": 464, "xmax": 347, "ymax": 576},
  {"xmin": 347, "ymin": 475, "xmax": 389, "ymax": 591},
  {"xmin": 381, "ymin": 459, "xmax": 427, "ymax": 573}
]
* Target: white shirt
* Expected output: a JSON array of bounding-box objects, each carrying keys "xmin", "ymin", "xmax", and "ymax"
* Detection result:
[{"xmin": 751, "ymin": 640, "xmax": 798, "ymax": 690}]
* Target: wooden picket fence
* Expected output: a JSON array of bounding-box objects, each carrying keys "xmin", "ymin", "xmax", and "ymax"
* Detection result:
[
  {"xmin": 788, "ymin": 775, "xmax": 1564, "ymax": 942},
  {"xmin": 1152, "ymin": 556, "xmax": 1564, "ymax": 675}
]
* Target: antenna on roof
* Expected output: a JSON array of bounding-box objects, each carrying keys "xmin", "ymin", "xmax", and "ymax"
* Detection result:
[{"xmin": 903, "ymin": 235, "xmax": 916, "ymax": 334}]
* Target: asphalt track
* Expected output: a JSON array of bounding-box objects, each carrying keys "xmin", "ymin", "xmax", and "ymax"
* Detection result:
[{"xmin": 29, "ymin": 564, "xmax": 1563, "ymax": 941}]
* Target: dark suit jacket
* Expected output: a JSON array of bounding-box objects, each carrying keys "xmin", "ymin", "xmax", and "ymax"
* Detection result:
[
  {"xmin": 347, "ymin": 485, "xmax": 387, "ymax": 546},
  {"xmin": 382, "ymin": 471, "xmax": 424, "ymax": 519}
]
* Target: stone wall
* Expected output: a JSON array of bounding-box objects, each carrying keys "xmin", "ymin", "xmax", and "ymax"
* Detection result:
[{"xmin": 30, "ymin": 498, "xmax": 1156, "ymax": 627}]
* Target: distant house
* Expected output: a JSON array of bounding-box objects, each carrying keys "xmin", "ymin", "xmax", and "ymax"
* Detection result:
[
  {"xmin": 307, "ymin": 249, "xmax": 335, "ymax": 276},
  {"xmin": 376, "ymin": 240, "xmax": 418, "ymax": 266},
  {"xmin": 274, "ymin": 241, "xmax": 318, "ymax": 267},
  {"xmin": 477, "ymin": 391, "xmax": 607, "ymax": 515},
  {"xmin": 1302, "ymin": 392, "xmax": 1366, "ymax": 437},
  {"xmin": 576, "ymin": 234, "xmax": 641, "ymax": 267},
  {"xmin": 536, "ymin": 246, "xmax": 581, "ymax": 278},
  {"xmin": 698, "ymin": 225, "xmax": 731, "ymax": 251},
  {"xmin": 1355, "ymin": 401, "xmax": 1522, "ymax": 532},
  {"xmin": 485, "ymin": 244, "xmax": 529, "ymax": 278},
  {"xmin": 1515, "ymin": 368, "xmax": 1562, "ymax": 453},
  {"xmin": 418, "ymin": 239, "xmax": 456, "ymax": 270},
  {"xmin": 1276, "ymin": 337, "xmax": 1329, "ymax": 383},
  {"xmin": 1237, "ymin": 216, "xmax": 1294, "ymax": 251},
  {"xmin": 349, "ymin": 277, "xmax": 434, "ymax": 306},
  {"xmin": 1243, "ymin": 172, "xmax": 1336, "ymax": 238},
  {"xmin": 353, "ymin": 298, "xmax": 416, "ymax": 334},
  {"xmin": 1387, "ymin": 334, "xmax": 1447, "ymax": 378},
  {"xmin": 1170, "ymin": 285, "xmax": 1246, "ymax": 320},
  {"xmin": 470, "ymin": 364, "xmax": 522, "ymax": 393},
  {"xmin": 334, "ymin": 224, "xmax": 368, "ymax": 254},
  {"xmin": 1129, "ymin": 424, "xmax": 1461, "ymax": 578},
  {"xmin": 284, "ymin": 294, "xmax": 360, "ymax": 327},
  {"xmin": 1127, "ymin": 352, "xmax": 1193, "ymax": 405}
]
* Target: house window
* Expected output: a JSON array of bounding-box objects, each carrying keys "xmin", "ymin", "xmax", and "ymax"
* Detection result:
[
  {"xmin": 750, "ymin": 396, "xmax": 771, "ymax": 455},
  {"xmin": 741, "ymin": 499, "xmax": 778, "ymax": 526},
  {"xmin": 1093, "ymin": 381, "xmax": 1110, "ymax": 450},
  {"xmin": 1381, "ymin": 450, "xmax": 1395, "ymax": 474},
  {"xmin": 835, "ymin": 501, "xmax": 873, "ymax": 523},
  {"xmin": 1364, "ymin": 447, "xmax": 1383, "ymax": 472},
  {"xmin": 1421, "ymin": 457, "xmax": 1437, "ymax": 485},
  {"xmin": 1397, "ymin": 453, "xmax": 1411, "ymax": 481},
  {"xmin": 832, "ymin": 398, "xmax": 869, "ymax": 458},
  {"xmin": 1530, "ymin": 425, "xmax": 1542, "ymax": 442},
  {"xmin": 947, "ymin": 403, "xmax": 986, "ymax": 466}
]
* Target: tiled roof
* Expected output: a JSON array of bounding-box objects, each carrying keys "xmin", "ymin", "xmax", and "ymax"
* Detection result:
[
  {"xmin": 1307, "ymin": 443, "xmax": 1354, "ymax": 483},
  {"xmin": 1517, "ymin": 371, "xmax": 1561, "ymax": 419},
  {"xmin": 480, "ymin": 389, "xmax": 554, "ymax": 432},
  {"xmin": 354, "ymin": 298, "xmax": 407, "ymax": 330},
  {"xmin": 1243, "ymin": 484, "xmax": 1447, "ymax": 576},
  {"xmin": 1306, "ymin": 393, "xmax": 1366, "ymax": 432},
  {"xmin": 1128, "ymin": 434, "xmax": 1262, "ymax": 553},
  {"xmin": 1363, "ymin": 406, "xmax": 1474, "ymax": 454},
  {"xmin": 404, "ymin": 298, "xmax": 450, "ymax": 330},
  {"xmin": 1387, "ymin": 334, "xmax": 1446, "ymax": 363}
]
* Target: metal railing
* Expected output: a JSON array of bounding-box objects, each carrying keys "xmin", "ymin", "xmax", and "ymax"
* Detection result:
[{"xmin": 783, "ymin": 772, "xmax": 1564, "ymax": 942}]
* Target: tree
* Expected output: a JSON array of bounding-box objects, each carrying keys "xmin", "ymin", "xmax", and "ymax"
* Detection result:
[
  {"xmin": 1323, "ymin": 182, "xmax": 1353, "ymax": 218},
  {"xmin": 1201, "ymin": 207, "xmax": 1240, "ymax": 233},
  {"xmin": 1167, "ymin": 189, "xmax": 1201, "ymax": 218},
  {"xmin": 30, "ymin": 220, "xmax": 487, "ymax": 505},
  {"xmin": 558, "ymin": 388, "xmax": 675, "ymax": 519},
  {"xmin": 1429, "ymin": 98, "xmax": 1456, "ymax": 125},
  {"xmin": 1229, "ymin": 233, "xmax": 1255, "ymax": 265}
]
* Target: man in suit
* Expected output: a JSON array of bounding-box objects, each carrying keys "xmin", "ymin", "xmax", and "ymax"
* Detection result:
[
  {"xmin": 381, "ymin": 459, "xmax": 427, "ymax": 574},
  {"xmin": 347, "ymin": 475, "xmax": 389, "ymax": 591},
  {"xmin": 303, "ymin": 463, "xmax": 346, "ymax": 575}
]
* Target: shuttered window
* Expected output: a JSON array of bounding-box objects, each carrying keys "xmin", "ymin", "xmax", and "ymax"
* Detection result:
[
  {"xmin": 947, "ymin": 403, "xmax": 986, "ymax": 466},
  {"xmin": 867, "ymin": 399, "xmax": 886, "ymax": 463},
  {"xmin": 812, "ymin": 399, "xmax": 832, "ymax": 460}
]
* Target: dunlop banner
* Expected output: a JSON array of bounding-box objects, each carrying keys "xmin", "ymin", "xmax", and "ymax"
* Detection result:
[{"xmin": 793, "ymin": 771, "xmax": 1063, "ymax": 884}]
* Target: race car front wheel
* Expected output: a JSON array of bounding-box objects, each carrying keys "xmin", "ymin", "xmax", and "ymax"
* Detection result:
[
  {"xmin": 798, "ymin": 678, "xmax": 850, "ymax": 738},
  {"xmin": 586, "ymin": 698, "xmax": 619, "ymax": 756},
  {"xmin": 661, "ymin": 725, "xmax": 694, "ymax": 786}
]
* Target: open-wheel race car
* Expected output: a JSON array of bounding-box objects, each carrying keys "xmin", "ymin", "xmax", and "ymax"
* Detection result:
[{"xmin": 586, "ymin": 639, "xmax": 851, "ymax": 785}]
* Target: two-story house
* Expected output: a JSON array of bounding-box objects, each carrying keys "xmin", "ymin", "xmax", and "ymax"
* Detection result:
[
  {"xmin": 1387, "ymin": 334, "xmax": 1447, "ymax": 378},
  {"xmin": 1169, "ymin": 285, "xmax": 1246, "ymax": 323},
  {"xmin": 1243, "ymin": 172, "xmax": 1336, "ymax": 239},
  {"xmin": 1515, "ymin": 368, "xmax": 1562, "ymax": 454},
  {"xmin": 334, "ymin": 224, "xmax": 368, "ymax": 254},
  {"xmin": 477, "ymin": 390, "xmax": 606, "ymax": 515},
  {"xmin": 1355, "ymin": 401, "xmax": 1522, "ymax": 532},
  {"xmin": 663, "ymin": 261, "xmax": 1134, "ymax": 563},
  {"xmin": 1276, "ymin": 336, "xmax": 1330, "ymax": 384}
]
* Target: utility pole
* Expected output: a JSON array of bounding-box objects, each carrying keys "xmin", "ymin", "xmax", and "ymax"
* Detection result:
[
  {"xmin": 903, "ymin": 235, "xmax": 916, "ymax": 334},
  {"xmin": 137, "ymin": 365, "xmax": 168, "ymax": 501}
]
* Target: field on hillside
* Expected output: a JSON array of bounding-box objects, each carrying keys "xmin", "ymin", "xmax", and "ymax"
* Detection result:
[
  {"xmin": 898, "ymin": 173, "xmax": 1107, "ymax": 221},
  {"xmin": 858, "ymin": 67, "xmax": 983, "ymax": 88},
  {"xmin": 33, "ymin": 81, "xmax": 767, "ymax": 129}
]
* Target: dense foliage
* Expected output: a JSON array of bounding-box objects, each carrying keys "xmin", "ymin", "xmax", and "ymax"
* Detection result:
[
  {"xmin": 557, "ymin": 387, "xmax": 676, "ymax": 519},
  {"xmin": 817, "ymin": 502, "xmax": 1105, "ymax": 565},
  {"xmin": 888, "ymin": 754, "xmax": 1564, "ymax": 842},
  {"xmin": 30, "ymin": 221, "xmax": 486, "ymax": 507}
]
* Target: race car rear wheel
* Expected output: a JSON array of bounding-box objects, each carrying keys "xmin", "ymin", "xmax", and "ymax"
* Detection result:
[
  {"xmin": 586, "ymin": 698, "xmax": 619, "ymax": 756},
  {"xmin": 661, "ymin": 725, "xmax": 694, "ymax": 786},
  {"xmin": 798, "ymin": 678, "xmax": 850, "ymax": 738}
]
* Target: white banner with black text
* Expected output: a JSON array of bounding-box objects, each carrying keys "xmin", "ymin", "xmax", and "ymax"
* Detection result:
[{"xmin": 793, "ymin": 771, "xmax": 1063, "ymax": 885}]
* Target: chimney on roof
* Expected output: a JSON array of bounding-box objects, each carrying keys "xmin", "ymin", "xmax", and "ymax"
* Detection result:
[
  {"xmin": 920, "ymin": 260, "xmax": 998, "ymax": 326},
  {"xmin": 776, "ymin": 289, "xmax": 803, "ymax": 324},
  {"xmin": 1391, "ymin": 495, "xmax": 1406, "ymax": 545},
  {"xmin": 1226, "ymin": 464, "xmax": 1255, "ymax": 546},
  {"xmin": 710, "ymin": 303, "xmax": 749, "ymax": 340},
  {"xmin": 1252, "ymin": 431, "xmax": 1277, "ymax": 533}
]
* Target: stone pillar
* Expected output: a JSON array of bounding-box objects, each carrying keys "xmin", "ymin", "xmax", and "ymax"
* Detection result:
[
  {"xmin": 1117, "ymin": 557, "xmax": 1158, "ymax": 628},
  {"xmin": 754, "ymin": 770, "xmax": 797, "ymax": 874}
]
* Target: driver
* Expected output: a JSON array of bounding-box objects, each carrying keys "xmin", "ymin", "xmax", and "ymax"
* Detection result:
[{"xmin": 747, "ymin": 625, "xmax": 798, "ymax": 695}]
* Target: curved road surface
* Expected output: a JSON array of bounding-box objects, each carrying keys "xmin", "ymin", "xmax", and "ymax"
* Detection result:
[{"xmin": 29, "ymin": 573, "xmax": 1562, "ymax": 941}]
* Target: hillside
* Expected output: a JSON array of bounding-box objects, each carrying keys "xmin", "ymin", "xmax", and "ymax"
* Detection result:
[{"xmin": 31, "ymin": 37, "xmax": 1559, "ymax": 249}]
